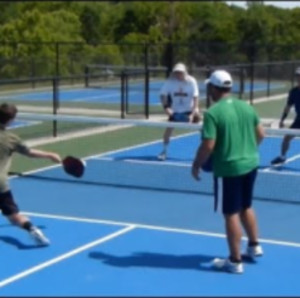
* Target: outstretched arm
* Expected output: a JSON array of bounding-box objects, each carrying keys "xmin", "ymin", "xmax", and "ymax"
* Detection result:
[{"xmin": 27, "ymin": 149, "xmax": 62, "ymax": 163}]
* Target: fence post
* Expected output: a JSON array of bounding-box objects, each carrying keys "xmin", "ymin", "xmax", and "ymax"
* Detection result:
[
  {"xmin": 84, "ymin": 65, "xmax": 89, "ymax": 88},
  {"xmin": 121, "ymin": 71, "xmax": 126, "ymax": 119},
  {"xmin": 165, "ymin": 42, "xmax": 174, "ymax": 77},
  {"xmin": 291, "ymin": 62, "xmax": 295, "ymax": 88},
  {"xmin": 52, "ymin": 78, "xmax": 59, "ymax": 137},
  {"xmin": 267, "ymin": 63, "xmax": 271, "ymax": 97},
  {"xmin": 145, "ymin": 69, "xmax": 150, "ymax": 119},
  {"xmin": 205, "ymin": 65, "xmax": 212, "ymax": 108},
  {"xmin": 144, "ymin": 43, "xmax": 149, "ymax": 119},
  {"xmin": 31, "ymin": 56, "xmax": 36, "ymax": 89},
  {"xmin": 55, "ymin": 42, "xmax": 60, "ymax": 77},
  {"xmin": 249, "ymin": 61, "xmax": 255, "ymax": 105},
  {"xmin": 125, "ymin": 72, "xmax": 129, "ymax": 114},
  {"xmin": 239, "ymin": 65, "xmax": 244, "ymax": 99}
]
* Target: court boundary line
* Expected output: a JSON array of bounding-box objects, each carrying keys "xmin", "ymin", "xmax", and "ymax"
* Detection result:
[
  {"xmin": 22, "ymin": 211, "xmax": 300, "ymax": 248},
  {"xmin": 93, "ymin": 157, "xmax": 300, "ymax": 177},
  {"xmin": 93, "ymin": 157, "xmax": 191, "ymax": 167},
  {"xmin": 0, "ymin": 225, "xmax": 135, "ymax": 289},
  {"xmin": 262, "ymin": 153, "xmax": 300, "ymax": 172}
]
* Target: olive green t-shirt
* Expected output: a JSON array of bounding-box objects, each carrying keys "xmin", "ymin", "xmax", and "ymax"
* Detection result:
[
  {"xmin": 202, "ymin": 96, "xmax": 259, "ymax": 177},
  {"xmin": 0, "ymin": 127, "xmax": 30, "ymax": 192}
]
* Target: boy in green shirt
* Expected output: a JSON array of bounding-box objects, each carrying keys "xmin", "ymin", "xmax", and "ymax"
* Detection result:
[{"xmin": 192, "ymin": 70, "xmax": 265, "ymax": 273}]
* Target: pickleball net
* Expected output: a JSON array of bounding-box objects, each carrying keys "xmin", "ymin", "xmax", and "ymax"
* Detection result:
[{"xmin": 11, "ymin": 112, "xmax": 300, "ymax": 205}]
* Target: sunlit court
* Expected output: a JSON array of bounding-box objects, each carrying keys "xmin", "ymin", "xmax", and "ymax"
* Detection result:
[
  {"xmin": 1, "ymin": 1, "xmax": 300, "ymax": 296},
  {"xmin": 0, "ymin": 130, "xmax": 299, "ymax": 296}
]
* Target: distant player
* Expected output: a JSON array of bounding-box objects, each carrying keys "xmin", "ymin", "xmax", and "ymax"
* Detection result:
[
  {"xmin": 0, "ymin": 103, "xmax": 62, "ymax": 245},
  {"xmin": 158, "ymin": 63, "xmax": 200, "ymax": 161},
  {"xmin": 271, "ymin": 67, "xmax": 300, "ymax": 165}
]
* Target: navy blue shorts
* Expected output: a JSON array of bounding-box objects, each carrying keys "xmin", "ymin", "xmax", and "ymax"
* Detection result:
[
  {"xmin": 169, "ymin": 112, "xmax": 192, "ymax": 122},
  {"xmin": 214, "ymin": 169, "xmax": 257, "ymax": 215},
  {"xmin": 290, "ymin": 118, "xmax": 300, "ymax": 129},
  {"xmin": 0, "ymin": 190, "xmax": 19, "ymax": 216},
  {"xmin": 169, "ymin": 112, "xmax": 200, "ymax": 123}
]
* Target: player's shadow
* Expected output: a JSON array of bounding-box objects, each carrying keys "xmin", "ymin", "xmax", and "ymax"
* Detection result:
[
  {"xmin": 0, "ymin": 225, "xmax": 48, "ymax": 250},
  {"xmin": 0, "ymin": 236, "xmax": 47, "ymax": 250},
  {"xmin": 89, "ymin": 251, "xmax": 218, "ymax": 271}
]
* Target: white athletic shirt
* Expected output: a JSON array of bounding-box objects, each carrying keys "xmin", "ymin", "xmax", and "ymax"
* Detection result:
[{"xmin": 160, "ymin": 74, "xmax": 199, "ymax": 113}]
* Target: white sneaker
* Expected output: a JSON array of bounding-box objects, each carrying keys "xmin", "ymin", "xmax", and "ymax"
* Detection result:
[
  {"xmin": 157, "ymin": 151, "xmax": 166, "ymax": 161},
  {"xmin": 212, "ymin": 258, "xmax": 244, "ymax": 274},
  {"xmin": 30, "ymin": 228, "xmax": 50, "ymax": 246},
  {"xmin": 244, "ymin": 245, "xmax": 263, "ymax": 260}
]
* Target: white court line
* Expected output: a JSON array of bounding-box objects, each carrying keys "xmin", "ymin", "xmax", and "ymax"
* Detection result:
[
  {"xmin": 93, "ymin": 156, "xmax": 300, "ymax": 176},
  {"xmin": 0, "ymin": 225, "xmax": 135, "ymax": 289},
  {"xmin": 22, "ymin": 211, "xmax": 300, "ymax": 248},
  {"xmin": 262, "ymin": 153, "xmax": 300, "ymax": 172},
  {"xmin": 93, "ymin": 156, "xmax": 191, "ymax": 167}
]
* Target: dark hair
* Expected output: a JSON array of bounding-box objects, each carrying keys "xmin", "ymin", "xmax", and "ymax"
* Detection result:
[{"xmin": 0, "ymin": 103, "xmax": 18, "ymax": 125}]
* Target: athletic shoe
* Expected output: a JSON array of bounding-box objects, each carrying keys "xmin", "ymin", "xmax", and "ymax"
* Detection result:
[
  {"xmin": 271, "ymin": 156, "xmax": 286, "ymax": 165},
  {"xmin": 243, "ymin": 244, "xmax": 263, "ymax": 260},
  {"xmin": 30, "ymin": 228, "xmax": 50, "ymax": 246},
  {"xmin": 211, "ymin": 258, "xmax": 244, "ymax": 274},
  {"xmin": 157, "ymin": 151, "xmax": 166, "ymax": 161}
]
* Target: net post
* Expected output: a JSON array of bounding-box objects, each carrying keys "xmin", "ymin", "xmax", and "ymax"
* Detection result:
[
  {"xmin": 52, "ymin": 78, "xmax": 59, "ymax": 137},
  {"xmin": 121, "ymin": 71, "xmax": 126, "ymax": 119}
]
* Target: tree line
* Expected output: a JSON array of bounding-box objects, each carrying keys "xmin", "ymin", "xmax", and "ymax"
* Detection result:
[{"xmin": 0, "ymin": 1, "xmax": 299, "ymax": 78}]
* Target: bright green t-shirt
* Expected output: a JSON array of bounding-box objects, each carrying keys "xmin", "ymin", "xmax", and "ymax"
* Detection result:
[{"xmin": 202, "ymin": 96, "xmax": 260, "ymax": 177}]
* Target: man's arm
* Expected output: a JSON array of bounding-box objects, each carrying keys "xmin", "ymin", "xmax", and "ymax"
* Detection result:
[
  {"xmin": 192, "ymin": 96, "xmax": 199, "ymax": 115},
  {"xmin": 279, "ymin": 104, "xmax": 292, "ymax": 128},
  {"xmin": 26, "ymin": 149, "xmax": 62, "ymax": 163},
  {"xmin": 191, "ymin": 139, "xmax": 215, "ymax": 181},
  {"xmin": 190, "ymin": 77, "xmax": 200, "ymax": 120},
  {"xmin": 160, "ymin": 94, "xmax": 173, "ymax": 117},
  {"xmin": 255, "ymin": 124, "xmax": 265, "ymax": 145}
]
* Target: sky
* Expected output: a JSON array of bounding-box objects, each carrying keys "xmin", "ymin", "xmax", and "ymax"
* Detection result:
[{"xmin": 226, "ymin": 1, "xmax": 300, "ymax": 9}]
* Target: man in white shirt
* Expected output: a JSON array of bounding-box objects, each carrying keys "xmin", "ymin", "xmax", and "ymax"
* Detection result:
[{"xmin": 158, "ymin": 63, "xmax": 200, "ymax": 161}]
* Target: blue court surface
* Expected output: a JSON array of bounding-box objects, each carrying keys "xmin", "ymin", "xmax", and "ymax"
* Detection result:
[
  {"xmin": 2, "ymin": 81, "xmax": 285, "ymax": 106},
  {"xmin": 1, "ymin": 133, "xmax": 300, "ymax": 296}
]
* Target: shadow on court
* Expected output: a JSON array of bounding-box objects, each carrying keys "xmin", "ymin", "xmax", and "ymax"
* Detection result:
[
  {"xmin": 0, "ymin": 225, "xmax": 48, "ymax": 250},
  {"xmin": 89, "ymin": 251, "xmax": 217, "ymax": 271},
  {"xmin": 0, "ymin": 236, "xmax": 47, "ymax": 250}
]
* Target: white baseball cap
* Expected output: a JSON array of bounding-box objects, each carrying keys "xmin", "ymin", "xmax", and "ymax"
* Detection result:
[
  {"xmin": 295, "ymin": 67, "xmax": 300, "ymax": 75},
  {"xmin": 172, "ymin": 63, "xmax": 187, "ymax": 73},
  {"xmin": 205, "ymin": 70, "xmax": 233, "ymax": 88}
]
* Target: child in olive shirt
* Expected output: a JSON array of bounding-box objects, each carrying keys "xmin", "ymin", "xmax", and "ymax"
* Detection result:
[{"xmin": 0, "ymin": 103, "xmax": 62, "ymax": 245}]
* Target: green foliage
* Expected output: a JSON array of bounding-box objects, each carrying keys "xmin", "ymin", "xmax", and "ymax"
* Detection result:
[{"xmin": 0, "ymin": 1, "xmax": 299, "ymax": 79}]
